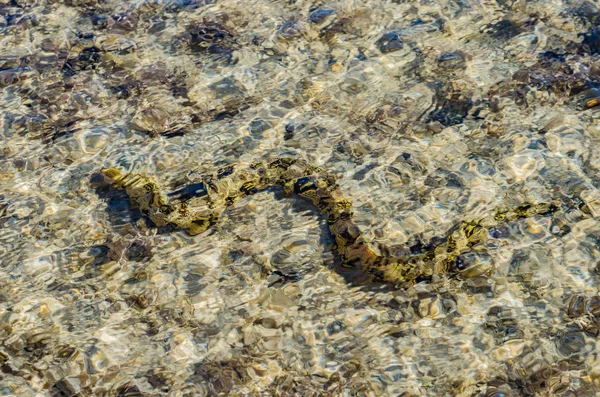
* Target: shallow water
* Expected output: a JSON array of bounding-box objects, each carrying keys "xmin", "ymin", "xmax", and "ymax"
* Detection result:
[{"xmin": 2, "ymin": 0, "xmax": 600, "ymax": 395}]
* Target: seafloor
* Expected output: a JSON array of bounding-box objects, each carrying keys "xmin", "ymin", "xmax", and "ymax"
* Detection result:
[{"xmin": 2, "ymin": 0, "xmax": 600, "ymax": 396}]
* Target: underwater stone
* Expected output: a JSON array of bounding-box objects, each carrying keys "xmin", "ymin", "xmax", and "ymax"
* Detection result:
[
  {"xmin": 309, "ymin": 10, "xmax": 336, "ymax": 25},
  {"xmin": 375, "ymin": 32, "xmax": 403, "ymax": 54}
]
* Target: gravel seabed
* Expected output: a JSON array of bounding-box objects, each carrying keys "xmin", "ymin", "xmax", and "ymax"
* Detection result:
[{"xmin": 2, "ymin": 0, "xmax": 600, "ymax": 395}]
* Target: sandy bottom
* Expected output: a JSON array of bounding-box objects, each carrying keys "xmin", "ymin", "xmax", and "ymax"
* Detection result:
[{"xmin": 2, "ymin": 0, "xmax": 600, "ymax": 395}]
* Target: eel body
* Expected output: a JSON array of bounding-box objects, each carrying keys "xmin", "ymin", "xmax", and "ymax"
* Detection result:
[{"xmin": 102, "ymin": 158, "xmax": 557, "ymax": 284}]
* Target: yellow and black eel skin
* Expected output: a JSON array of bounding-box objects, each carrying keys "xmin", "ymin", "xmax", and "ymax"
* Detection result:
[{"xmin": 102, "ymin": 158, "xmax": 558, "ymax": 285}]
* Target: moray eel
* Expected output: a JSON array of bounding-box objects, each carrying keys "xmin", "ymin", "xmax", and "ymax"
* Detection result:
[{"xmin": 102, "ymin": 158, "xmax": 557, "ymax": 285}]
